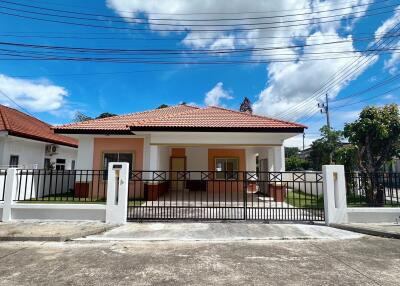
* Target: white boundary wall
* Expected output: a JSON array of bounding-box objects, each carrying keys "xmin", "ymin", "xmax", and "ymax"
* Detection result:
[
  {"xmin": 0, "ymin": 164, "xmax": 129, "ymax": 223},
  {"xmin": 322, "ymin": 165, "xmax": 400, "ymax": 224}
]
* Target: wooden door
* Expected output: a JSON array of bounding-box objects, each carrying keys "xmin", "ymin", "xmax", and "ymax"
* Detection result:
[{"xmin": 170, "ymin": 157, "xmax": 185, "ymax": 191}]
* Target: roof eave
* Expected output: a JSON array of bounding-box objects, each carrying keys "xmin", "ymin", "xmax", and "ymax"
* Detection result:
[
  {"xmin": 129, "ymin": 126, "xmax": 306, "ymax": 133},
  {"xmin": 8, "ymin": 131, "xmax": 78, "ymax": 148}
]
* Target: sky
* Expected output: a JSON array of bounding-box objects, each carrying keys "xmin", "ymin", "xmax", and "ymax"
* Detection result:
[{"xmin": 0, "ymin": 0, "xmax": 399, "ymax": 148}]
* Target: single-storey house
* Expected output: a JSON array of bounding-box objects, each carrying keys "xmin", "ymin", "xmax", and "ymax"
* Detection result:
[
  {"xmin": 0, "ymin": 105, "xmax": 78, "ymax": 170},
  {"xmin": 54, "ymin": 105, "xmax": 306, "ymax": 198}
]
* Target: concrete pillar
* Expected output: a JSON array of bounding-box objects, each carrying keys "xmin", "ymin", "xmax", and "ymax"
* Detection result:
[
  {"xmin": 245, "ymin": 147, "xmax": 257, "ymax": 172},
  {"xmin": 106, "ymin": 162, "xmax": 129, "ymax": 224},
  {"xmin": 323, "ymin": 165, "xmax": 348, "ymax": 225},
  {"xmin": 272, "ymin": 146, "xmax": 285, "ymax": 171},
  {"xmin": 2, "ymin": 168, "xmax": 18, "ymax": 221}
]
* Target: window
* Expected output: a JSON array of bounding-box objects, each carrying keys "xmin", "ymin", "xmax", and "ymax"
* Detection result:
[
  {"xmin": 215, "ymin": 158, "xmax": 239, "ymax": 180},
  {"xmin": 55, "ymin": 159, "xmax": 66, "ymax": 171},
  {"xmin": 103, "ymin": 152, "xmax": 134, "ymax": 179},
  {"xmin": 71, "ymin": 160, "xmax": 76, "ymax": 171},
  {"xmin": 9, "ymin": 155, "xmax": 19, "ymax": 167}
]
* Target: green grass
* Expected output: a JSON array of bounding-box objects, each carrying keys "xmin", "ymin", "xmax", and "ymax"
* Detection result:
[{"xmin": 285, "ymin": 190, "xmax": 324, "ymax": 209}]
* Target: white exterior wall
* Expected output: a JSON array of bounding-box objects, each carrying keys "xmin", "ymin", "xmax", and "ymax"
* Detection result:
[
  {"xmin": 65, "ymin": 131, "xmax": 295, "ymax": 173},
  {"xmin": 186, "ymin": 147, "xmax": 208, "ymax": 171},
  {"xmin": 0, "ymin": 136, "xmax": 77, "ymax": 170},
  {"xmin": 76, "ymin": 136, "xmax": 93, "ymax": 170}
]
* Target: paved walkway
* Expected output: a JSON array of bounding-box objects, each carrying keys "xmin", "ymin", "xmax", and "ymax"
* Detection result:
[
  {"xmin": 79, "ymin": 222, "xmax": 363, "ymax": 241},
  {"xmin": 0, "ymin": 236, "xmax": 399, "ymax": 285},
  {"xmin": 0, "ymin": 221, "xmax": 113, "ymax": 241}
]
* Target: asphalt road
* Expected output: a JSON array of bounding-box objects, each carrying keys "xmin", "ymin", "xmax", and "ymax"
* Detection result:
[{"xmin": 0, "ymin": 236, "xmax": 399, "ymax": 285}]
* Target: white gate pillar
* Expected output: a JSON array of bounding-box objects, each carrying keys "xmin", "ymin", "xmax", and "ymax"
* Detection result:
[
  {"xmin": 106, "ymin": 162, "xmax": 129, "ymax": 224},
  {"xmin": 323, "ymin": 165, "xmax": 348, "ymax": 225},
  {"xmin": 2, "ymin": 168, "xmax": 18, "ymax": 222}
]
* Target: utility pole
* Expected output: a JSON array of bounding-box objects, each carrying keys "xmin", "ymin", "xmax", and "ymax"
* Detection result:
[
  {"xmin": 302, "ymin": 132, "xmax": 305, "ymax": 151},
  {"xmin": 318, "ymin": 93, "xmax": 333, "ymax": 163},
  {"xmin": 318, "ymin": 93, "xmax": 331, "ymax": 130}
]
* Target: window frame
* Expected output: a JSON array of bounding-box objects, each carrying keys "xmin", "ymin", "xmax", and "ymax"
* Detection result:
[
  {"xmin": 214, "ymin": 157, "xmax": 240, "ymax": 180},
  {"xmin": 55, "ymin": 158, "xmax": 66, "ymax": 171},
  {"xmin": 102, "ymin": 151, "xmax": 135, "ymax": 180},
  {"xmin": 9, "ymin": 155, "xmax": 19, "ymax": 168}
]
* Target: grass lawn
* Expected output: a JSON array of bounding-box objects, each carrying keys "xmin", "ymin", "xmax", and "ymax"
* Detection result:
[{"xmin": 285, "ymin": 190, "xmax": 324, "ymax": 209}]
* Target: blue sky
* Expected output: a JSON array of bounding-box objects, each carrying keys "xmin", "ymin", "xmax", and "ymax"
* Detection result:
[{"xmin": 0, "ymin": 0, "xmax": 399, "ymax": 147}]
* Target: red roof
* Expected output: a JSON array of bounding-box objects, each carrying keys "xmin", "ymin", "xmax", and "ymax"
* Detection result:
[
  {"xmin": 0, "ymin": 105, "xmax": 78, "ymax": 147},
  {"xmin": 55, "ymin": 105, "xmax": 306, "ymax": 134}
]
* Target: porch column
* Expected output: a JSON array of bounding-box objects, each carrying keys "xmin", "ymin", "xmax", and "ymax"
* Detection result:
[
  {"xmin": 149, "ymin": 145, "xmax": 160, "ymax": 170},
  {"xmin": 272, "ymin": 146, "xmax": 285, "ymax": 172}
]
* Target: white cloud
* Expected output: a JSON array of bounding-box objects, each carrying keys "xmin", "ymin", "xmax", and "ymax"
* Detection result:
[
  {"xmin": 253, "ymin": 31, "xmax": 373, "ymax": 120},
  {"xmin": 204, "ymin": 82, "xmax": 233, "ymax": 106},
  {"xmin": 0, "ymin": 74, "xmax": 68, "ymax": 112},
  {"xmin": 375, "ymin": 6, "xmax": 400, "ymax": 74},
  {"xmin": 106, "ymin": 0, "xmax": 379, "ymax": 120},
  {"xmin": 284, "ymin": 133, "xmax": 318, "ymax": 149}
]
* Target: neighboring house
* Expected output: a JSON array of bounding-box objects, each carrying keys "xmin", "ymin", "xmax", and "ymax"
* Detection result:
[
  {"xmin": 0, "ymin": 105, "xmax": 78, "ymax": 170},
  {"xmin": 54, "ymin": 105, "xmax": 305, "ymax": 176}
]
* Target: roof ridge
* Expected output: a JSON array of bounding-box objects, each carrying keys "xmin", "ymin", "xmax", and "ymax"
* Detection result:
[
  {"xmin": 131, "ymin": 105, "xmax": 203, "ymax": 127},
  {"xmin": 207, "ymin": 106, "xmax": 307, "ymax": 128}
]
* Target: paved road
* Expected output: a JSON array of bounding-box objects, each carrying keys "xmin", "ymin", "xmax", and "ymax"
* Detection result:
[{"xmin": 0, "ymin": 236, "xmax": 399, "ymax": 285}]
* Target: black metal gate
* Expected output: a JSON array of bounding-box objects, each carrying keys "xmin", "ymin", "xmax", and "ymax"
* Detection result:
[{"xmin": 127, "ymin": 171, "xmax": 324, "ymax": 222}]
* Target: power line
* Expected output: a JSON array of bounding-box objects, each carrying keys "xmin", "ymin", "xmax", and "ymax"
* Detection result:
[
  {"xmin": 0, "ymin": 89, "xmax": 33, "ymax": 116},
  {"xmin": 277, "ymin": 21, "xmax": 400, "ymax": 121},
  {"xmin": 0, "ymin": 4, "xmax": 395, "ymax": 33},
  {"xmin": 1, "ymin": 0, "xmax": 393, "ymax": 24},
  {"xmin": 26, "ymin": 0, "xmax": 388, "ymax": 16}
]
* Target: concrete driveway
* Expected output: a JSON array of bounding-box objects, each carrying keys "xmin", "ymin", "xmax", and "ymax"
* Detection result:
[
  {"xmin": 0, "ymin": 236, "xmax": 399, "ymax": 285},
  {"xmin": 80, "ymin": 222, "xmax": 362, "ymax": 241}
]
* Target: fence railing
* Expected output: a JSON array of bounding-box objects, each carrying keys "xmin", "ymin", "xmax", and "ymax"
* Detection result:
[
  {"xmin": 15, "ymin": 169, "xmax": 107, "ymax": 203},
  {"xmin": 0, "ymin": 169, "xmax": 7, "ymax": 202},
  {"xmin": 346, "ymin": 172, "xmax": 400, "ymax": 207},
  {"xmin": 127, "ymin": 170, "xmax": 324, "ymax": 221}
]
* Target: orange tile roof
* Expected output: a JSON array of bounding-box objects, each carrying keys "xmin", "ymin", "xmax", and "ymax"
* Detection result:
[
  {"xmin": 0, "ymin": 105, "xmax": 78, "ymax": 147},
  {"xmin": 55, "ymin": 105, "xmax": 306, "ymax": 134}
]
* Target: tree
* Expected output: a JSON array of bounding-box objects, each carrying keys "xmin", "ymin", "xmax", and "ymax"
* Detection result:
[
  {"xmin": 285, "ymin": 147, "xmax": 300, "ymax": 158},
  {"xmin": 334, "ymin": 144, "xmax": 358, "ymax": 172},
  {"xmin": 96, "ymin": 112, "xmax": 116, "ymax": 119},
  {"xmin": 73, "ymin": 111, "xmax": 117, "ymax": 122},
  {"xmin": 157, "ymin": 104, "xmax": 169, "ymax": 109},
  {"xmin": 73, "ymin": 112, "xmax": 92, "ymax": 122},
  {"xmin": 286, "ymin": 156, "xmax": 309, "ymax": 171},
  {"xmin": 344, "ymin": 104, "xmax": 400, "ymax": 206},
  {"xmin": 309, "ymin": 126, "xmax": 343, "ymax": 170},
  {"xmin": 239, "ymin": 97, "xmax": 253, "ymax": 113}
]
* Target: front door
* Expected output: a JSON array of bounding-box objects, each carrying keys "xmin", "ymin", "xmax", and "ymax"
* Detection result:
[{"xmin": 170, "ymin": 157, "xmax": 185, "ymax": 191}]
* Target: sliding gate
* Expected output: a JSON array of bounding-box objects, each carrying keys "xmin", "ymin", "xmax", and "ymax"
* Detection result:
[{"xmin": 127, "ymin": 171, "xmax": 324, "ymax": 222}]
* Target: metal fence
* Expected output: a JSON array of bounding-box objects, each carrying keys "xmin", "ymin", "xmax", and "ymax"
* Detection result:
[
  {"xmin": 346, "ymin": 172, "xmax": 400, "ymax": 207},
  {"xmin": 15, "ymin": 169, "xmax": 107, "ymax": 203},
  {"xmin": 0, "ymin": 169, "xmax": 7, "ymax": 202},
  {"xmin": 127, "ymin": 171, "xmax": 324, "ymax": 222}
]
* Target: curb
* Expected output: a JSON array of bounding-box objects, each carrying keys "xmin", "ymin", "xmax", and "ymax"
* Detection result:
[
  {"xmin": 0, "ymin": 225, "xmax": 116, "ymax": 242},
  {"xmin": 331, "ymin": 224, "xmax": 400, "ymax": 239}
]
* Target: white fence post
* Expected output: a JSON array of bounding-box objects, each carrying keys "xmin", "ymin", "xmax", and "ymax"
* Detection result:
[
  {"xmin": 106, "ymin": 162, "xmax": 129, "ymax": 224},
  {"xmin": 323, "ymin": 165, "xmax": 348, "ymax": 225},
  {"xmin": 2, "ymin": 168, "xmax": 18, "ymax": 222}
]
